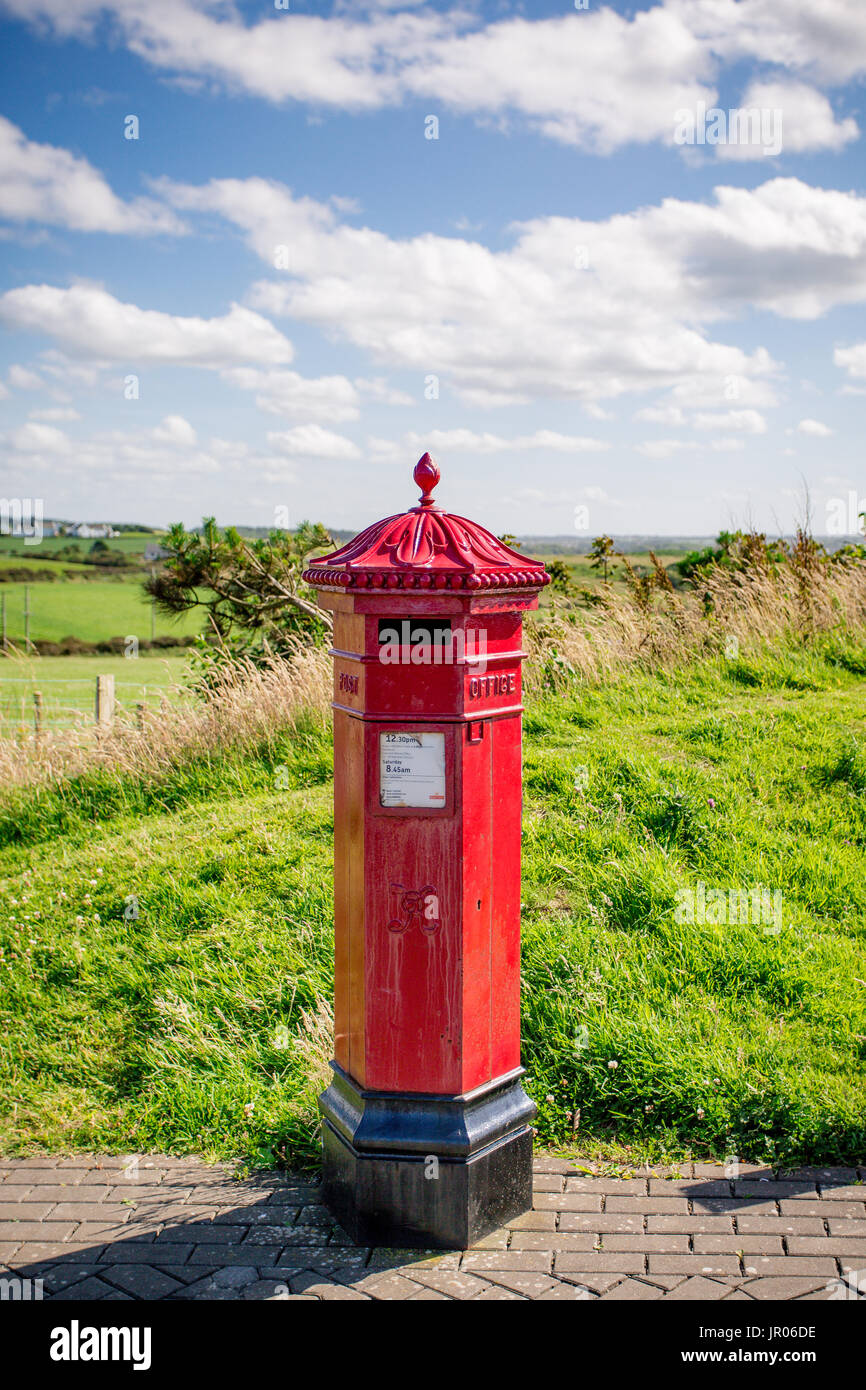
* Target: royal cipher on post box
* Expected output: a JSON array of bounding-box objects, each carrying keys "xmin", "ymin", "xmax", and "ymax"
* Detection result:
[{"xmin": 302, "ymin": 453, "xmax": 550, "ymax": 1249}]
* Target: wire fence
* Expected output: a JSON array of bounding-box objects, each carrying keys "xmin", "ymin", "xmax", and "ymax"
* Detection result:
[{"xmin": 0, "ymin": 675, "xmax": 178, "ymax": 732}]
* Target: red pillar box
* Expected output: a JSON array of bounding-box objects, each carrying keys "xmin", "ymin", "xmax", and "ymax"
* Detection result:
[{"xmin": 302, "ymin": 453, "xmax": 550, "ymax": 1248}]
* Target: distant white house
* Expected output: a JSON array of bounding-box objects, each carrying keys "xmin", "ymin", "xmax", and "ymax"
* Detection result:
[
  {"xmin": 65, "ymin": 522, "xmax": 120, "ymax": 539},
  {"xmin": 144, "ymin": 542, "xmax": 170, "ymax": 562}
]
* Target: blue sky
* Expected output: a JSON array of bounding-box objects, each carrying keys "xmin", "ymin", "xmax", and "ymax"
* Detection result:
[{"xmin": 0, "ymin": 0, "xmax": 864, "ymax": 536}]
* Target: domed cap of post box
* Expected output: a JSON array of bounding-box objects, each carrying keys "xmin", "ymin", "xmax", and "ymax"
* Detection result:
[{"xmin": 302, "ymin": 453, "xmax": 551, "ymax": 592}]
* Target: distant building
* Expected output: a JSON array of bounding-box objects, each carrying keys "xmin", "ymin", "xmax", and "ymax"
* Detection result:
[
  {"xmin": 65, "ymin": 522, "xmax": 120, "ymax": 539},
  {"xmin": 144, "ymin": 542, "xmax": 170, "ymax": 562}
]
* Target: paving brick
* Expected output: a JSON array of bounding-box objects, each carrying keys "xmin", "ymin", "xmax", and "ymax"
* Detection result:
[
  {"xmin": 0, "ymin": 1187, "xmax": 33, "ymax": 1203},
  {"xmin": 555, "ymin": 1252, "xmax": 644, "ymax": 1274},
  {"xmin": 467, "ymin": 1230, "xmax": 509, "ymax": 1249},
  {"xmin": 779, "ymin": 1200, "xmax": 864, "ymax": 1219},
  {"xmin": 663, "ymin": 1275, "xmax": 731, "ymax": 1300},
  {"xmin": 827, "ymin": 1218, "xmax": 866, "ymax": 1237},
  {"xmin": 102, "ymin": 1265, "xmax": 184, "ymax": 1299},
  {"xmin": 184, "ymin": 1243, "xmax": 282, "ymax": 1265},
  {"xmin": 779, "ymin": 1167, "xmax": 860, "ymax": 1184},
  {"xmin": 531, "ymin": 1191, "xmax": 602, "ymax": 1212},
  {"xmin": 740, "ymin": 1257, "xmax": 838, "ymax": 1278},
  {"xmin": 0, "ymin": 1221, "xmax": 76, "ymax": 1242},
  {"xmin": 99, "ymin": 1242, "xmax": 194, "ymax": 1265},
  {"xmin": 693, "ymin": 1235, "xmax": 784, "ymax": 1256},
  {"xmin": 648, "ymin": 1255, "xmax": 742, "ymax": 1276},
  {"xmin": 646, "ymin": 1216, "xmax": 734, "ymax": 1235},
  {"xmin": 9, "ymin": 1242, "xmax": 104, "ymax": 1264},
  {"xmin": 740, "ymin": 1276, "xmax": 833, "ymax": 1300},
  {"xmin": 696, "ymin": 1198, "xmax": 777, "ymax": 1215},
  {"xmin": 461, "ymin": 1250, "xmax": 552, "ymax": 1272},
  {"xmin": 599, "ymin": 1234, "xmax": 690, "ymax": 1253},
  {"xmin": 510, "ymin": 1209, "xmax": 556, "ymax": 1230},
  {"xmin": 50, "ymin": 1276, "xmax": 117, "ymax": 1300},
  {"xmin": 0, "ymin": 1204, "xmax": 57, "ymax": 1222},
  {"xmin": 21, "ymin": 1264, "xmax": 96, "ymax": 1293},
  {"xmin": 18, "ymin": 1186, "xmax": 110, "ymax": 1205},
  {"xmin": 554, "ymin": 1271, "xmax": 626, "ymax": 1294},
  {"xmin": 599, "ymin": 1277, "xmax": 664, "ymax": 1300},
  {"xmin": 736, "ymin": 1215, "xmax": 825, "ymax": 1236},
  {"xmin": 815, "ymin": 1185, "xmax": 866, "ymax": 1202},
  {"xmin": 72, "ymin": 1223, "xmax": 154, "ymax": 1244},
  {"xmin": 733, "ymin": 1181, "xmax": 818, "ymax": 1199},
  {"xmin": 606, "ymin": 1197, "xmax": 690, "ymax": 1214},
  {"xmin": 1, "ymin": 1170, "xmax": 84, "ymax": 1186},
  {"xmin": 787, "ymin": 1237, "xmax": 866, "ymax": 1258},
  {"xmin": 532, "ymin": 1175, "xmax": 563, "ymax": 1193},
  {"xmin": 560, "ymin": 1213, "xmax": 644, "ymax": 1234},
  {"xmin": 649, "ymin": 1180, "xmax": 731, "ymax": 1198},
  {"xmin": 478, "ymin": 1271, "xmax": 557, "ymax": 1298},
  {"xmin": 351, "ymin": 1272, "xmax": 425, "ymax": 1300},
  {"xmin": 509, "ymin": 1232, "xmax": 594, "ymax": 1252},
  {"xmin": 395, "ymin": 1269, "xmax": 492, "ymax": 1299},
  {"xmin": 537, "ymin": 1281, "xmax": 595, "ymax": 1300},
  {"xmin": 472, "ymin": 1284, "xmax": 524, "ymax": 1300},
  {"xmin": 45, "ymin": 1204, "xmax": 134, "ymax": 1224},
  {"xmin": 298, "ymin": 1280, "xmax": 371, "ymax": 1301}
]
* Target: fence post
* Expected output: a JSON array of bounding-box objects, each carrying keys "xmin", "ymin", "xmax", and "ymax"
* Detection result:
[
  {"xmin": 95, "ymin": 674, "xmax": 115, "ymax": 726},
  {"xmin": 1, "ymin": 591, "xmax": 6, "ymax": 650},
  {"xmin": 33, "ymin": 690, "xmax": 42, "ymax": 736}
]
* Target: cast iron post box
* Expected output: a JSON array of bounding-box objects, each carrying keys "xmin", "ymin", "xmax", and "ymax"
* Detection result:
[{"xmin": 302, "ymin": 453, "xmax": 550, "ymax": 1248}]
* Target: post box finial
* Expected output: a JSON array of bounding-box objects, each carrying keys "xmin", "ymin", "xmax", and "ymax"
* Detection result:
[{"xmin": 414, "ymin": 452, "xmax": 440, "ymax": 508}]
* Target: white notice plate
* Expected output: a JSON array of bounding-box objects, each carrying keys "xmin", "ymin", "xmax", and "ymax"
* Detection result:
[{"xmin": 380, "ymin": 731, "xmax": 446, "ymax": 809}]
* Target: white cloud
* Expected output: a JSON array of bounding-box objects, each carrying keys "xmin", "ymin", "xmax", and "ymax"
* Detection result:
[
  {"xmin": 266, "ymin": 424, "xmax": 361, "ymax": 459},
  {"xmin": 714, "ymin": 80, "xmax": 858, "ymax": 161},
  {"xmin": 222, "ymin": 367, "xmax": 360, "ymax": 422},
  {"xmin": 0, "ymin": 284, "xmax": 293, "ymax": 366},
  {"xmin": 152, "ymin": 414, "xmax": 197, "ymax": 446},
  {"xmin": 796, "ymin": 418, "xmax": 833, "ymax": 436},
  {"xmin": 834, "ymin": 342, "xmax": 866, "ymax": 380},
  {"xmin": 0, "ymin": 116, "xmax": 183, "ymax": 235},
  {"xmin": 159, "ymin": 172, "xmax": 866, "ymax": 407},
  {"xmin": 6, "ymin": 363, "xmax": 45, "ymax": 390},
  {"xmin": 9, "ymin": 421, "xmax": 72, "ymax": 453},
  {"xmin": 2, "ymin": 1, "xmax": 861, "ymax": 155},
  {"xmin": 692, "ymin": 409, "xmax": 767, "ymax": 433}
]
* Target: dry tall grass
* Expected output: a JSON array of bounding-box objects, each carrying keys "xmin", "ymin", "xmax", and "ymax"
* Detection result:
[
  {"xmin": 524, "ymin": 553, "xmax": 866, "ymax": 694},
  {"xmin": 0, "ymin": 646, "xmax": 331, "ymax": 794}
]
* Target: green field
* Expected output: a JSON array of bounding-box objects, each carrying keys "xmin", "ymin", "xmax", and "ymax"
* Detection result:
[
  {"xmin": 0, "ymin": 654, "xmax": 194, "ymax": 730},
  {"xmin": 0, "ymin": 532, "xmax": 161, "ymax": 558},
  {"xmin": 0, "ymin": 580, "xmax": 203, "ymax": 647},
  {"xmin": 0, "ymin": 639, "xmax": 864, "ymax": 1168}
]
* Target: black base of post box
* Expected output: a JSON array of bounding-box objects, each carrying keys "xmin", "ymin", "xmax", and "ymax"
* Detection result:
[{"xmin": 318, "ymin": 1063, "xmax": 536, "ymax": 1249}]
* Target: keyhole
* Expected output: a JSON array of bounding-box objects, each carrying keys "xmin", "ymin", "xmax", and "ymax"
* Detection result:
[{"xmin": 476, "ymin": 899, "xmax": 482, "ymax": 910}]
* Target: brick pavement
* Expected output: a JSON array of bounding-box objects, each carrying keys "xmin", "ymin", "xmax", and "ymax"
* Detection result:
[{"xmin": 1, "ymin": 1154, "xmax": 865, "ymax": 1301}]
